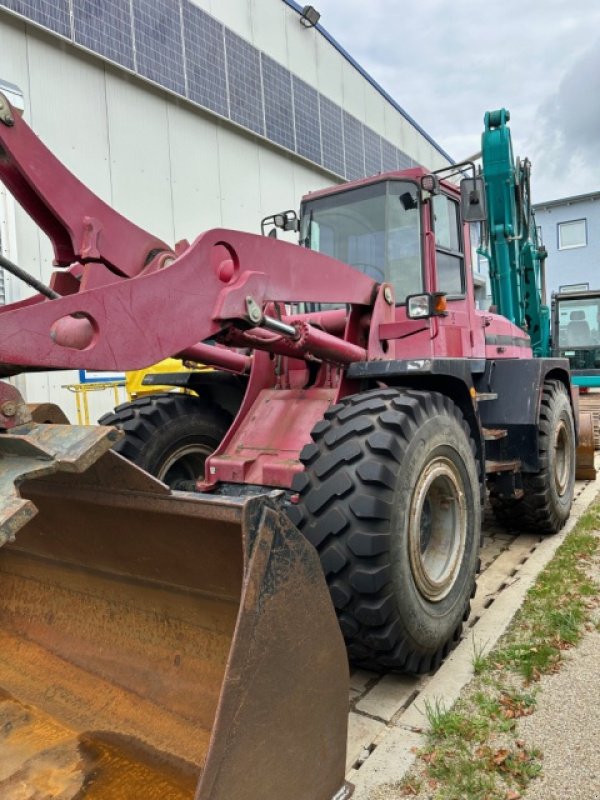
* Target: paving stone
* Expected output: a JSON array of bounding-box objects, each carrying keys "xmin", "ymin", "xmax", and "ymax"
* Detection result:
[
  {"xmin": 479, "ymin": 538, "xmax": 508, "ymax": 568},
  {"xmin": 349, "ymin": 668, "xmax": 377, "ymax": 693},
  {"xmin": 346, "ymin": 712, "xmax": 386, "ymax": 770},
  {"xmin": 350, "ymin": 727, "xmax": 424, "ymax": 799},
  {"xmin": 490, "ymin": 531, "xmax": 520, "ymax": 541},
  {"xmin": 469, "ymin": 533, "xmax": 539, "ymax": 619},
  {"xmin": 355, "ymin": 673, "xmax": 418, "ymax": 722}
]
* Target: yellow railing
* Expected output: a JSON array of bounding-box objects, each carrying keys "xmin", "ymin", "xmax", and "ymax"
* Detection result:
[{"xmin": 63, "ymin": 382, "xmax": 126, "ymax": 426}]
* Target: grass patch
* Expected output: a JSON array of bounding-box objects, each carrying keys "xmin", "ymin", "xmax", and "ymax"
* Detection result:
[
  {"xmin": 488, "ymin": 529, "xmax": 598, "ymax": 682},
  {"xmin": 399, "ymin": 500, "xmax": 600, "ymax": 800},
  {"xmin": 471, "ymin": 638, "xmax": 489, "ymax": 675}
]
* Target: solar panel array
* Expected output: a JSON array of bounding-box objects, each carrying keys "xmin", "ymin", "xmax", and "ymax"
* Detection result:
[{"xmin": 0, "ymin": 0, "xmax": 417, "ymax": 179}]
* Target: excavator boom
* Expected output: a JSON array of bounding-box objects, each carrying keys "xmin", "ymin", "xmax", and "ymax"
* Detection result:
[{"xmin": 480, "ymin": 108, "xmax": 550, "ymax": 356}]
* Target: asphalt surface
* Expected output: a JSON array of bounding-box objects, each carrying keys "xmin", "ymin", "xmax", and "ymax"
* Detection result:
[
  {"xmin": 517, "ymin": 545, "xmax": 600, "ymax": 800},
  {"xmin": 518, "ymin": 629, "xmax": 600, "ymax": 800}
]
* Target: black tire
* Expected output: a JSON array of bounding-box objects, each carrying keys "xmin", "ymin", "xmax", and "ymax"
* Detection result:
[
  {"xmin": 99, "ymin": 393, "xmax": 230, "ymax": 488},
  {"xmin": 490, "ymin": 379, "xmax": 575, "ymax": 534},
  {"xmin": 287, "ymin": 388, "xmax": 481, "ymax": 674}
]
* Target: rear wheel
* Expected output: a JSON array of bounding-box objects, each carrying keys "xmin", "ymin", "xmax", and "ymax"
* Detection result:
[
  {"xmin": 99, "ymin": 393, "xmax": 230, "ymax": 488},
  {"xmin": 490, "ymin": 380, "xmax": 575, "ymax": 533},
  {"xmin": 287, "ymin": 388, "xmax": 481, "ymax": 673}
]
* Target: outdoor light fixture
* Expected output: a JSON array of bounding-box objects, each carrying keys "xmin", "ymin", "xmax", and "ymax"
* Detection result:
[
  {"xmin": 299, "ymin": 5, "xmax": 320, "ymax": 28},
  {"xmin": 420, "ymin": 174, "xmax": 440, "ymax": 194}
]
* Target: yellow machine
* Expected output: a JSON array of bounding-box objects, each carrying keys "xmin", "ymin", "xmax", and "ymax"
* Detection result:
[{"xmin": 125, "ymin": 358, "xmax": 211, "ymax": 400}]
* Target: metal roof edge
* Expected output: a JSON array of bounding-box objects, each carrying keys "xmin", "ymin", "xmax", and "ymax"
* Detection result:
[
  {"xmin": 533, "ymin": 189, "xmax": 600, "ymax": 209},
  {"xmin": 280, "ymin": 0, "xmax": 454, "ymax": 164}
]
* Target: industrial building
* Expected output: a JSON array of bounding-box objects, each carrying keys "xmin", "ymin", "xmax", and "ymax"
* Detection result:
[
  {"xmin": 0, "ymin": 0, "xmax": 451, "ymax": 420},
  {"xmin": 534, "ymin": 190, "xmax": 600, "ymax": 297}
]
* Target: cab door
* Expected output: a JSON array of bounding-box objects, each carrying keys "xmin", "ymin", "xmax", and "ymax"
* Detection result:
[{"xmin": 430, "ymin": 192, "xmax": 484, "ymax": 357}]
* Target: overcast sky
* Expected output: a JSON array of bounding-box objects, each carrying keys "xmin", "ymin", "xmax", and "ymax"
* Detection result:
[{"xmin": 313, "ymin": 0, "xmax": 600, "ymax": 202}]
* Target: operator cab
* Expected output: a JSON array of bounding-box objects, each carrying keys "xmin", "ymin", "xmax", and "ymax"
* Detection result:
[
  {"xmin": 263, "ymin": 164, "xmax": 486, "ymax": 323},
  {"xmin": 553, "ymin": 290, "xmax": 600, "ymax": 379},
  {"xmin": 297, "ymin": 169, "xmax": 482, "ymax": 310}
]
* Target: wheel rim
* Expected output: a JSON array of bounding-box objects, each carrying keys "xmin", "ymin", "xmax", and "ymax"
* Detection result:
[
  {"xmin": 408, "ymin": 456, "xmax": 467, "ymax": 602},
  {"xmin": 157, "ymin": 443, "xmax": 213, "ymax": 488},
  {"xmin": 553, "ymin": 419, "xmax": 571, "ymax": 496}
]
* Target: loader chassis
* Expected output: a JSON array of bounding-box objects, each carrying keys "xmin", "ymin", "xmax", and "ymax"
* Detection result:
[{"xmin": 0, "ymin": 95, "xmax": 577, "ymax": 796}]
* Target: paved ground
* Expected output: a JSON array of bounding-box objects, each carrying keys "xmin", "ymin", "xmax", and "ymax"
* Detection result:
[
  {"xmin": 517, "ymin": 628, "xmax": 600, "ymax": 800},
  {"xmin": 344, "ymin": 470, "xmax": 600, "ymax": 799}
]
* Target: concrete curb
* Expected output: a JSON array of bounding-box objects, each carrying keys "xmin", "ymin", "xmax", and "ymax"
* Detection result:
[{"xmin": 350, "ymin": 477, "xmax": 600, "ymax": 798}]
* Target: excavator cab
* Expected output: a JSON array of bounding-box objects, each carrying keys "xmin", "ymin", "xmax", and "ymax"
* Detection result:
[{"xmin": 552, "ymin": 289, "xmax": 600, "ymax": 467}]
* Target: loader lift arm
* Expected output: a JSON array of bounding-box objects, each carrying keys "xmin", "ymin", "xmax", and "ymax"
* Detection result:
[
  {"xmin": 0, "ymin": 91, "xmax": 385, "ymax": 380},
  {"xmin": 0, "ymin": 92, "xmax": 170, "ymax": 276}
]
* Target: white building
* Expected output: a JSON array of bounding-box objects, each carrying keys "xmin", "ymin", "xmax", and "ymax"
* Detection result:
[{"xmin": 0, "ymin": 0, "xmax": 451, "ymax": 421}]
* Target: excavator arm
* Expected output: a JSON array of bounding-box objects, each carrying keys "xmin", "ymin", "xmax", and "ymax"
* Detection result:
[{"xmin": 480, "ymin": 108, "xmax": 550, "ymax": 356}]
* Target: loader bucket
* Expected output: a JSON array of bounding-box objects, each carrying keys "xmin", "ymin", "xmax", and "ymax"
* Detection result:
[
  {"xmin": 0, "ymin": 422, "xmax": 351, "ymax": 800},
  {"xmin": 576, "ymin": 410, "xmax": 597, "ymax": 481}
]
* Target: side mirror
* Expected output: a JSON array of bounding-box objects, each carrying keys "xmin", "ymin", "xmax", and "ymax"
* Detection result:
[
  {"xmin": 460, "ymin": 177, "xmax": 487, "ymax": 223},
  {"xmin": 260, "ymin": 209, "xmax": 299, "ymax": 237}
]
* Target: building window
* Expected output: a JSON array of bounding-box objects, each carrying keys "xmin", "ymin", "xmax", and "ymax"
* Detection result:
[{"xmin": 558, "ymin": 219, "xmax": 587, "ymax": 250}]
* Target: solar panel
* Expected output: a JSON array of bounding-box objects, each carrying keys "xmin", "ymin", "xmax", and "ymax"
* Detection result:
[
  {"xmin": 182, "ymin": 1, "xmax": 228, "ymax": 117},
  {"xmin": 381, "ymin": 138, "xmax": 398, "ymax": 173},
  {"xmin": 293, "ymin": 76, "xmax": 320, "ymax": 164},
  {"xmin": 319, "ymin": 95, "xmax": 344, "ymax": 176},
  {"xmin": 363, "ymin": 126, "xmax": 382, "ymax": 176},
  {"xmin": 397, "ymin": 149, "xmax": 413, "ymax": 170},
  {"xmin": 225, "ymin": 28, "xmax": 264, "ymax": 136},
  {"xmin": 73, "ymin": 0, "xmax": 134, "ymax": 71},
  {"xmin": 262, "ymin": 54, "xmax": 294, "ymax": 151},
  {"xmin": 3, "ymin": 0, "xmax": 70, "ymax": 37},
  {"xmin": 343, "ymin": 111, "xmax": 365, "ymax": 180},
  {"xmin": 132, "ymin": 0, "xmax": 185, "ymax": 95}
]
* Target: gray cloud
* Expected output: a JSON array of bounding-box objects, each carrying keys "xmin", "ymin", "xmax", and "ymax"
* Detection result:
[
  {"xmin": 533, "ymin": 39, "xmax": 600, "ymax": 199},
  {"xmin": 314, "ymin": 0, "xmax": 600, "ymax": 199}
]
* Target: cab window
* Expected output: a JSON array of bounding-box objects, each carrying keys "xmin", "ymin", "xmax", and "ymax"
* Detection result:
[
  {"xmin": 301, "ymin": 180, "xmax": 422, "ymax": 304},
  {"xmin": 432, "ymin": 194, "xmax": 464, "ymax": 297}
]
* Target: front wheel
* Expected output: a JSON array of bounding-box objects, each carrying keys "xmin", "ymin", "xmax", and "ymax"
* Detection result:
[
  {"xmin": 490, "ymin": 379, "xmax": 575, "ymax": 534},
  {"xmin": 99, "ymin": 393, "xmax": 230, "ymax": 488},
  {"xmin": 287, "ymin": 388, "xmax": 481, "ymax": 674}
]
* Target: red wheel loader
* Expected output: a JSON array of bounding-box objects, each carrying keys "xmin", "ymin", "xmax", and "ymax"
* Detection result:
[{"xmin": 0, "ymin": 93, "xmax": 580, "ymax": 797}]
